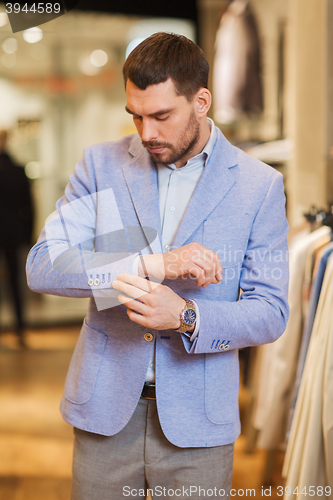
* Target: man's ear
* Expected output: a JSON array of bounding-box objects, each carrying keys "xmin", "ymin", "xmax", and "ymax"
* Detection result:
[{"xmin": 195, "ymin": 88, "xmax": 211, "ymax": 117}]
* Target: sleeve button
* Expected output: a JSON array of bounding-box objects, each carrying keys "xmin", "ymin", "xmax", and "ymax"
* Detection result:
[
  {"xmin": 218, "ymin": 343, "xmax": 230, "ymax": 351},
  {"xmin": 94, "ymin": 278, "xmax": 100, "ymax": 286},
  {"xmin": 88, "ymin": 278, "xmax": 94, "ymax": 286}
]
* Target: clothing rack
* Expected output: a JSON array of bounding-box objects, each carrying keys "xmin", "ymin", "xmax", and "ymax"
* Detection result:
[
  {"xmin": 282, "ymin": 212, "xmax": 333, "ymax": 493},
  {"xmin": 245, "ymin": 207, "xmax": 333, "ymax": 487}
]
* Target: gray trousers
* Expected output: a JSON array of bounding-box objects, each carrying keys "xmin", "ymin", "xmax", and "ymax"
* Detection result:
[{"xmin": 71, "ymin": 399, "xmax": 234, "ymax": 500}]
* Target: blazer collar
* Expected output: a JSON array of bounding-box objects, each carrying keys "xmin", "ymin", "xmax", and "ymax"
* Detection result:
[
  {"xmin": 122, "ymin": 135, "xmax": 162, "ymax": 253},
  {"xmin": 172, "ymin": 128, "xmax": 237, "ymax": 248}
]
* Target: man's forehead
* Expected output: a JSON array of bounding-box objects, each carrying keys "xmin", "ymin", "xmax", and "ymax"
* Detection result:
[{"xmin": 125, "ymin": 104, "xmax": 175, "ymax": 117}]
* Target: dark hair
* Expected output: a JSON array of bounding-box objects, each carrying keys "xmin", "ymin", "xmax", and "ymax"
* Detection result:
[{"xmin": 123, "ymin": 32, "xmax": 209, "ymax": 101}]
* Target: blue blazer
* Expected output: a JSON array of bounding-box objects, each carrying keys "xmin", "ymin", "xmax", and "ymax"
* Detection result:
[{"xmin": 26, "ymin": 128, "xmax": 289, "ymax": 447}]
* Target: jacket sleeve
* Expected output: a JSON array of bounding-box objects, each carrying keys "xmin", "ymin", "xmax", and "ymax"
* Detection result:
[
  {"xmin": 26, "ymin": 147, "xmax": 138, "ymax": 309},
  {"xmin": 183, "ymin": 173, "xmax": 290, "ymax": 354}
]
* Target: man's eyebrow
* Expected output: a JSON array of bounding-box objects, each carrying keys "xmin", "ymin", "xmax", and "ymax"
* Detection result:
[{"xmin": 125, "ymin": 106, "xmax": 174, "ymax": 117}]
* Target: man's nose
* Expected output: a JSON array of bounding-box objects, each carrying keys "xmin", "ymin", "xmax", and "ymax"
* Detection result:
[{"xmin": 140, "ymin": 118, "xmax": 158, "ymax": 143}]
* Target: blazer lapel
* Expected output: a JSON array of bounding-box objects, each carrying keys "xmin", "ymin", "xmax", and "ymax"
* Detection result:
[
  {"xmin": 122, "ymin": 136, "xmax": 162, "ymax": 254},
  {"xmin": 172, "ymin": 129, "xmax": 238, "ymax": 249}
]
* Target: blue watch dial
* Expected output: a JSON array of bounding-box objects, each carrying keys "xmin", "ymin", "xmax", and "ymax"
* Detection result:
[{"xmin": 183, "ymin": 308, "xmax": 196, "ymax": 325}]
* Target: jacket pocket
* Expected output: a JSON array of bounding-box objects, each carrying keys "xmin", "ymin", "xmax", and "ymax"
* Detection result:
[
  {"xmin": 64, "ymin": 320, "xmax": 107, "ymax": 404},
  {"xmin": 204, "ymin": 350, "xmax": 239, "ymax": 424}
]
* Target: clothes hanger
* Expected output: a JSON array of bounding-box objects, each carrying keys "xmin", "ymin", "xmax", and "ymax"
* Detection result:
[
  {"xmin": 304, "ymin": 206, "xmax": 333, "ymax": 231},
  {"xmin": 320, "ymin": 206, "xmax": 333, "ymax": 230},
  {"xmin": 304, "ymin": 206, "xmax": 319, "ymax": 232}
]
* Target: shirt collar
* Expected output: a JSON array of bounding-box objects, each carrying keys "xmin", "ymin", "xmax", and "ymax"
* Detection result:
[
  {"xmin": 159, "ymin": 117, "xmax": 217, "ymax": 171},
  {"xmin": 201, "ymin": 117, "xmax": 217, "ymax": 163}
]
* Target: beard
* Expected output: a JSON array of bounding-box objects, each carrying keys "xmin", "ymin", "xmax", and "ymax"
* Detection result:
[{"xmin": 142, "ymin": 109, "xmax": 200, "ymax": 166}]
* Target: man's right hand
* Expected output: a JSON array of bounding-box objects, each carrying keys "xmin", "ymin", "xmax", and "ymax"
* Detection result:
[{"xmin": 138, "ymin": 242, "xmax": 222, "ymax": 288}]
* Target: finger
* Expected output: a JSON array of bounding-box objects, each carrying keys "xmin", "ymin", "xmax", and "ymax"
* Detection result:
[
  {"xmin": 116, "ymin": 273, "xmax": 159, "ymax": 292},
  {"xmin": 187, "ymin": 265, "xmax": 207, "ymax": 285},
  {"xmin": 126, "ymin": 308, "xmax": 150, "ymax": 327},
  {"xmin": 196, "ymin": 270, "xmax": 221, "ymax": 288},
  {"xmin": 215, "ymin": 264, "xmax": 223, "ymax": 282},
  {"xmin": 193, "ymin": 254, "xmax": 223, "ymax": 283},
  {"xmin": 118, "ymin": 294, "xmax": 149, "ymax": 315},
  {"xmin": 176, "ymin": 271, "xmax": 209, "ymax": 288},
  {"xmin": 191, "ymin": 259, "xmax": 217, "ymax": 284},
  {"xmin": 201, "ymin": 276, "xmax": 220, "ymax": 287},
  {"xmin": 113, "ymin": 280, "xmax": 149, "ymax": 301},
  {"xmin": 192, "ymin": 253, "xmax": 215, "ymax": 272},
  {"xmin": 196, "ymin": 276, "xmax": 213, "ymax": 287}
]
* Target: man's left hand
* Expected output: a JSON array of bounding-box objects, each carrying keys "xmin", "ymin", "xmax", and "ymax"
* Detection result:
[{"xmin": 112, "ymin": 274, "xmax": 186, "ymax": 330}]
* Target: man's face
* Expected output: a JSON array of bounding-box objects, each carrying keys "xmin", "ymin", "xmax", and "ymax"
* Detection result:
[{"xmin": 126, "ymin": 78, "xmax": 200, "ymax": 168}]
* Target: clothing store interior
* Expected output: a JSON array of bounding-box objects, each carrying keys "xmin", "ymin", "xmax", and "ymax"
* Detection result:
[{"xmin": 0, "ymin": 0, "xmax": 333, "ymax": 498}]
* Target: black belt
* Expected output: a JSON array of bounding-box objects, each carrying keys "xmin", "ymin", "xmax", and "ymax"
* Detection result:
[{"xmin": 141, "ymin": 382, "xmax": 156, "ymax": 400}]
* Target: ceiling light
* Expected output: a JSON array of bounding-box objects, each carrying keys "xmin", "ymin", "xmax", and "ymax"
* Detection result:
[
  {"xmin": 23, "ymin": 27, "xmax": 43, "ymax": 44},
  {"xmin": 0, "ymin": 12, "xmax": 8, "ymax": 27},
  {"xmin": 2, "ymin": 38, "xmax": 17, "ymax": 54},
  {"xmin": 90, "ymin": 49, "xmax": 108, "ymax": 68}
]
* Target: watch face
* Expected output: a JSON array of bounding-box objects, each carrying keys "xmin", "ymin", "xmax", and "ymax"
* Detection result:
[{"xmin": 183, "ymin": 308, "xmax": 196, "ymax": 325}]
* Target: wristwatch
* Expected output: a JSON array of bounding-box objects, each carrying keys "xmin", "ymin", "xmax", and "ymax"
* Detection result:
[{"xmin": 176, "ymin": 299, "xmax": 197, "ymax": 333}]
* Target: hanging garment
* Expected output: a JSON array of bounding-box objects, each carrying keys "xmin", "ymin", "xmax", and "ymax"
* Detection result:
[
  {"xmin": 213, "ymin": 0, "xmax": 263, "ymax": 124},
  {"xmin": 282, "ymin": 254, "xmax": 333, "ymax": 497},
  {"xmin": 301, "ymin": 237, "xmax": 332, "ymax": 320},
  {"xmin": 252, "ymin": 226, "xmax": 331, "ymax": 449},
  {"xmin": 287, "ymin": 241, "xmax": 333, "ymax": 438}
]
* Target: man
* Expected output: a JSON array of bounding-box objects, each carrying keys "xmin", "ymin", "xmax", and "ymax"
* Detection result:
[
  {"xmin": 0, "ymin": 130, "xmax": 33, "ymax": 347},
  {"xmin": 27, "ymin": 33, "xmax": 289, "ymax": 499}
]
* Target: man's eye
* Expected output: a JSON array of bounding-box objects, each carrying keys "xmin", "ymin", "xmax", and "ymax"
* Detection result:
[
  {"xmin": 156, "ymin": 116, "xmax": 169, "ymax": 121},
  {"xmin": 133, "ymin": 116, "xmax": 142, "ymax": 121}
]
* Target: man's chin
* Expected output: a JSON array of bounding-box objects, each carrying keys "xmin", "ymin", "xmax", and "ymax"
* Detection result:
[{"xmin": 148, "ymin": 150, "xmax": 172, "ymax": 165}]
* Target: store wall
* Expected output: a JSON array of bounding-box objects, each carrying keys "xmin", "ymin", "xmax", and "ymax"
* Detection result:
[
  {"xmin": 285, "ymin": 0, "xmax": 328, "ymax": 228},
  {"xmin": 327, "ymin": 0, "xmax": 333, "ymax": 205},
  {"xmin": 251, "ymin": 0, "xmax": 288, "ymax": 141}
]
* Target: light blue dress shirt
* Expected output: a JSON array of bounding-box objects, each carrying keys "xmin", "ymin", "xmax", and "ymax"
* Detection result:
[{"xmin": 145, "ymin": 118, "xmax": 218, "ymax": 382}]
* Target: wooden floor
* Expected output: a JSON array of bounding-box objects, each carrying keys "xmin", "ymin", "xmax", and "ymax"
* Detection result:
[{"xmin": 0, "ymin": 327, "xmax": 284, "ymax": 499}]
